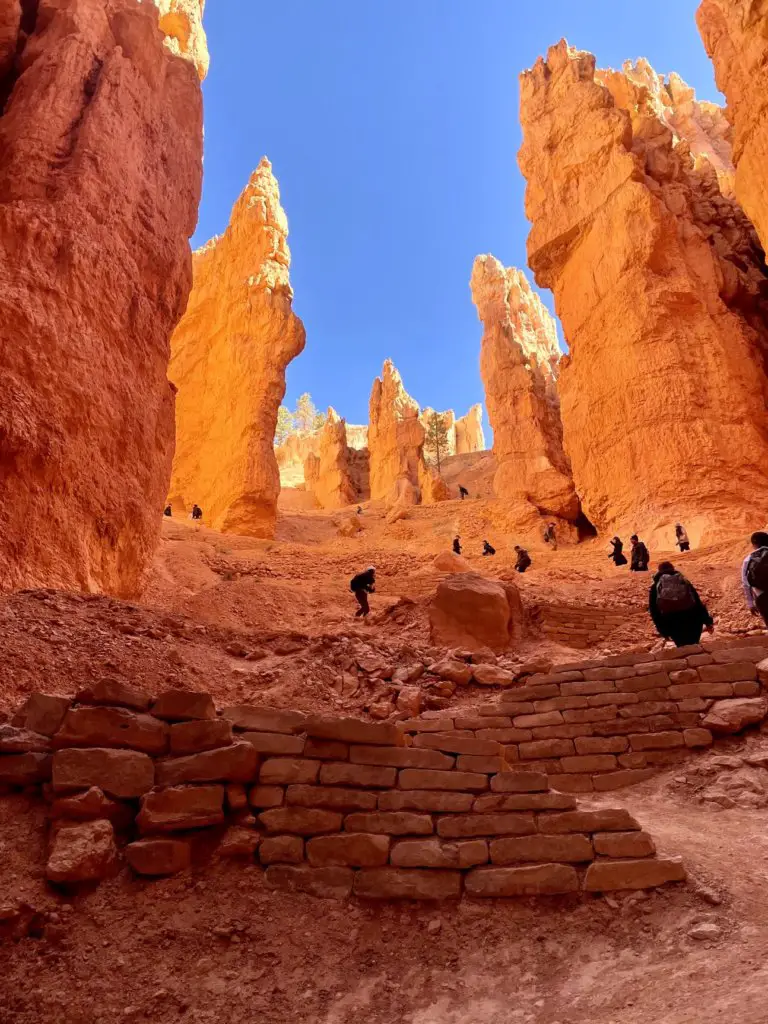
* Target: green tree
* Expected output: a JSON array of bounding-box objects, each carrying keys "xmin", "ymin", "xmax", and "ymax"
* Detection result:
[
  {"xmin": 294, "ymin": 392, "xmax": 321, "ymax": 436},
  {"xmin": 313, "ymin": 409, "xmax": 327, "ymax": 432},
  {"xmin": 423, "ymin": 412, "xmax": 450, "ymax": 474},
  {"xmin": 274, "ymin": 404, "xmax": 294, "ymax": 446}
]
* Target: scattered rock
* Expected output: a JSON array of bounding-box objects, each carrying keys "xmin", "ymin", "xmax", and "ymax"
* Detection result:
[
  {"xmin": 688, "ymin": 922, "xmax": 722, "ymax": 942},
  {"xmin": 46, "ymin": 820, "xmax": 118, "ymax": 884},
  {"xmin": 702, "ymin": 698, "xmax": 768, "ymax": 735}
]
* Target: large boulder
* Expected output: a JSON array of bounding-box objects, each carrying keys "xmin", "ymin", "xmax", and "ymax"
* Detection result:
[
  {"xmin": 429, "ymin": 573, "xmax": 523, "ymax": 652},
  {"xmin": 46, "ymin": 820, "xmax": 118, "ymax": 884},
  {"xmin": 433, "ymin": 552, "xmax": 472, "ymax": 573},
  {"xmin": 702, "ymin": 698, "xmax": 768, "ymax": 735}
]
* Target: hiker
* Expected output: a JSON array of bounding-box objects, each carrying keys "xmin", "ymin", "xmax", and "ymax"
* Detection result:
[
  {"xmin": 163, "ymin": 505, "xmax": 172, "ymax": 518},
  {"xmin": 453, "ymin": 536, "xmax": 462, "ymax": 555},
  {"xmin": 649, "ymin": 561, "xmax": 713, "ymax": 647},
  {"xmin": 543, "ymin": 522, "xmax": 557, "ymax": 550},
  {"xmin": 630, "ymin": 534, "xmax": 649, "ymax": 572},
  {"xmin": 459, "ymin": 485, "xmax": 469, "ymax": 500},
  {"xmin": 675, "ymin": 523, "xmax": 690, "ymax": 552},
  {"xmin": 191, "ymin": 504, "xmax": 203, "ymax": 521},
  {"xmin": 482, "ymin": 540, "xmax": 496, "ymax": 557},
  {"xmin": 742, "ymin": 531, "xmax": 768, "ymax": 628},
  {"xmin": 350, "ymin": 565, "xmax": 376, "ymax": 619},
  {"xmin": 609, "ymin": 536, "xmax": 627, "ymax": 566},
  {"xmin": 356, "ymin": 506, "xmax": 363, "ymax": 515},
  {"xmin": 514, "ymin": 545, "xmax": 531, "ymax": 573}
]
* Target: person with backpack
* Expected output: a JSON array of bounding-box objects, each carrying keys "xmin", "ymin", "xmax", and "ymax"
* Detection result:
[
  {"xmin": 514, "ymin": 546, "xmax": 531, "ymax": 573},
  {"xmin": 649, "ymin": 561, "xmax": 714, "ymax": 647},
  {"xmin": 452, "ymin": 536, "xmax": 462, "ymax": 555},
  {"xmin": 350, "ymin": 566, "xmax": 376, "ymax": 619},
  {"xmin": 608, "ymin": 536, "xmax": 627, "ymax": 566},
  {"xmin": 543, "ymin": 523, "xmax": 557, "ymax": 550},
  {"xmin": 675, "ymin": 523, "xmax": 690, "ymax": 552},
  {"xmin": 482, "ymin": 540, "xmax": 496, "ymax": 556},
  {"xmin": 191, "ymin": 504, "xmax": 203, "ymax": 521},
  {"xmin": 458, "ymin": 485, "xmax": 469, "ymax": 500},
  {"xmin": 742, "ymin": 531, "xmax": 768, "ymax": 628},
  {"xmin": 630, "ymin": 535, "xmax": 649, "ymax": 572}
]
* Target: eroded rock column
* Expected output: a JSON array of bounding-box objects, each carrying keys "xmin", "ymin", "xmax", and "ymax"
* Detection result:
[
  {"xmin": 455, "ymin": 405, "xmax": 486, "ymax": 454},
  {"xmin": 368, "ymin": 360, "xmax": 427, "ymax": 505},
  {"xmin": 304, "ymin": 408, "xmax": 360, "ymax": 510}
]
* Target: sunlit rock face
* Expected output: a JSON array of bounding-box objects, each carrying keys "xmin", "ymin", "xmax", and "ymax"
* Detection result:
[
  {"xmin": 455, "ymin": 404, "xmax": 485, "ymax": 455},
  {"xmin": 368, "ymin": 360, "xmax": 427, "ymax": 506}
]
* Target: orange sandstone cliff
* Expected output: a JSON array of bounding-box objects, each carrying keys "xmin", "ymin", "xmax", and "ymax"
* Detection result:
[
  {"xmin": 303, "ymin": 408, "xmax": 369, "ymax": 510},
  {"xmin": 168, "ymin": 158, "xmax": 306, "ymax": 537},
  {"xmin": 154, "ymin": 0, "xmax": 208, "ymax": 79},
  {"xmin": 697, "ymin": 0, "xmax": 768, "ymax": 250},
  {"xmin": 455, "ymin": 404, "xmax": 485, "ymax": 455},
  {"xmin": 0, "ymin": 0, "xmax": 204, "ymax": 597},
  {"xmin": 471, "ymin": 255, "xmax": 580, "ymax": 528},
  {"xmin": 518, "ymin": 42, "xmax": 768, "ymax": 537}
]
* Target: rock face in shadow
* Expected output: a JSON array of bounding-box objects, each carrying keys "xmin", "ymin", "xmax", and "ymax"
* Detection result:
[
  {"xmin": 455, "ymin": 404, "xmax": 486, "ymax": 455},
  {"xmin": 472, "ymin": 255, "xmax": 580, "ymax": 529},
  {"xmin": 518, "ymin": 41, "xmax": 768, "ymax": 538},
  {"xmin": 698, "ymin": 0, "xmax": 768, "ymax": 249},
  {"xmin": 168, "ymin": 158, "xmax": 306, "ymax": 537},
  {"xmin": 368, "ymin": 361, "xmax": 427, "ymax": 506},
  {"xmin": 0, "ymin": 0, "xmax": 204, "ymax": 597},
  {"xmin": 303, "ymin": 408, "xmax": 370, "ymax": 510}
]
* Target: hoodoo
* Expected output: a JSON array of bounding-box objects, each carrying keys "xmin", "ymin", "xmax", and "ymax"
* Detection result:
[
  {"xmin": 368, "ymin": 361, "xmax": 428, "ymax": 506},
  {"xmin": 0, "ymin": 0, "xmax": 205, "ymax": 597},
  {"xmin": 168, "ymin": 158, "xmax": 306, "ymax": 537},
  {"xmin": 303, "ymin": 408, "xmax": 369, "ymax": 510},
  {"xmin": 518, "ymin": 42, "xmax": 768, "ymax": 537},
  {"xmin": 455, "ymin": 404, "xmax": 486, "ymax": 455},
  {"xmin": 471, "ymin": 255, "xmax": 580, "ymax": 529}
]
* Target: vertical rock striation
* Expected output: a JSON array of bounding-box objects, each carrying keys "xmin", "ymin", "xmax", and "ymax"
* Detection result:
[
  {"xmin": 168, "ymin": 158, "xmax": 306, "ymax": 537},
  {"xmin": 0, "ymin": 0, "xmax": 204, "ymax": 597},
  {"xmin": 455, "ymin": 404, "xmax": 485, "ymax": 455},
  {"xmin": 368, "ymin": 361, "xmax": 427, "ymax": 506},
  {"xmin": 518, "ymin": 41, "xmax": 768, "ymax": 536},
  {"xmin": 471, "ymin": 255, "xmax": 580, "ymax": 526},
  {"xmin": 697, "ymin": 0, "xmax": 768, "ymax": 250}
]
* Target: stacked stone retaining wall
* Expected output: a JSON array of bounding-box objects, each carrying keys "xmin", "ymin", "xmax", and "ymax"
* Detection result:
[{"xmin": 531, "ymin": 602, "xmax": 650, "ymax": 648}]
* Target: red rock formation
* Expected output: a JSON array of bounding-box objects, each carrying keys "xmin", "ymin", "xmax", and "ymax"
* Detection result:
[
  {"xmin": 368, "ymin": 361, "xmax": 427, "ymax": 505},
  {"xmin": 154, "ymin": 0, "xmax": 208, "ymax": 79},
  {"xmin": 420, "ymin": 408, "xmax": 457, "ymax": 458},
  {"xmin": 276, "ymin": 433, "xmax": 322, "ymax": 489},
  {"xmin": 698, "ymin": 0, "xmax": 768, "ymax": 249},
  {"xmin": 455, "ymin": 404, "xmax": 485, "ymax": 455},
  {"xmin": 518, "ymin": 42, "xmax": 768, "ymax": 537},
  {"xmin": 472, "ymin": 255, "xmax": 580, "ymax": 527},
  {"xmin": 0, "ymin": 0, "xmax": 204, "ymax": 597},
  {"xmin": 168, "ymin": 158, "xmax": 306, "ymax": 537},
  {"xmin": 303, "ymin": 408, "xmax": 363, "ymax": 510}
]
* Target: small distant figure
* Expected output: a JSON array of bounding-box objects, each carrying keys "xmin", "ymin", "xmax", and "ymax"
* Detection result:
[
  {"xmin": 629, "ymin": 534, "xmax": 649, "ymax": 572},
  {"xmin": 514, "ymin": 545, "xmax": 531, "ymax": 574},
  {"xmin": 163, "ymin": 505, "xmax": 172, "ymax": 518},
  {"xmin": 459, "ymin": 486, "xmax": 469, "ymax": 500},
  {"xmin": 482, "ymin": 540, "xmax": 496, "ymax": 557},
  {"xmin": 543, "ymin": 522, "xmax": 558, "ymax": 551},
  {"xmin": 350, "ymin": 565, "xmax": 376, "ymax": 619},
  {"xmin": 742, "ymin": 531, "xmax": 768, "ymax": 628},
  {"xmin": 453, "ymin": 536, "xmax": 462, "ymax": 555},
  {"xmin": 649, "ymin": 561, "xmax": 713, "ymax": 648},
  {"xmin": 675, "ymin": 523, "xmax": 690, "ymax": 552},
  {"xmin": 191, "ymin": 504, "xmax": 203, "ymax": 521},
  {"xmin": 609, "ymin": 536, "xmax": 628, "ymax": 566},
  {"xmin": 356, "ymin": 506, "xmax": 363, "ymax": 515}
]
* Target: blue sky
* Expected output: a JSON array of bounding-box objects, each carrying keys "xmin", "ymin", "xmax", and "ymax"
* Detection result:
[{"xmin": 194, "ymin": 1, "xmax": 720, "ymax": 426}]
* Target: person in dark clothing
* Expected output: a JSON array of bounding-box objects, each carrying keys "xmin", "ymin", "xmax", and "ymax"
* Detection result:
[
  {"xmin": 630, "ymin": 535, "xmax": 649, "ymax": 572},
  {"xmin": 453, "ymin": 536, "xmax": 462, "ymax": 555},
  {"xmin": 649, "ymin": 561, "xmax": 713, "ymax": 647},
  {"xmin": 514, "ymin": 545, "xmax": 531, "ymax": 573},
  {"xmin": 543, "ymin": 523, "xmax": 558, "ymax": 551},
  {"xmin": 609, "ymin": 536, "xmax": 627, "ymax": 566},
  {"xmin": 742, "ymin": 531, "xmax": 768, "ymax": 628},
  {"xmin": 482, "ymin": 540, "xmax": 496, "ymax": 556},
  {"xmin": 356, "ymin": 506, "xmax": 363, "ymax": 515},
  {"xmin": 350, "ymin": 566, "xmax": 376, "ymax": 618},
  {"xmin": 191, "ymin": 504, "xmax": 203, "ymax": 521},
  {"xmin": 675, "ymin": 523, "xmax": 690, "ymax": 552},
  {"xmin": 164, "ymin": 505, "xmax": 172, "ymax": 517},
  {"xmin": 459, "ymin": 486, "xmax": 469, "ymax": 500}
]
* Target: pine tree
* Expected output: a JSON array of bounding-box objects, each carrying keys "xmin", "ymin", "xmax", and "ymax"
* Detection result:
[
  {"xmin": 274, "ymin": 405, "xmax": 294, "ymax": 446},
  {"xmin": 423, "ymin": 412, "xmax": 450, "ymax": 474},
  {"xmin": 294, "ymin": 392, "xmax": 320, "ymax": 436}
]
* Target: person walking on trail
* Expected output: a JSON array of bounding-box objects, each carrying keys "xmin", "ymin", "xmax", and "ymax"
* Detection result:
[
  {"xmin": 482, "ymin": 540, "xmax": 496, "ymax": 556},
  {"xmin": 191, "ymin": 504, "xmax": 203, "ymax": 521},
  {"xmin": 514, "ymin": 545, "xmax": 531, "ymax": 573},
  {"xmin": 543, "ymin": 523, "xmax": 557, "ymax": 550},
  {"xmin": 609, "ymin": 536, "xmax": 627, "ymax": 566},
  {"xmin": 742, "ymin": 531, "xmax": 768, "ymax": 628},
  {"xmin": 459, "ymin": 485, "xmax": 469, "ymax": 500},
  {"xmin": 649, "ymin": 561, "xmax": 713, "ymax": 648},
  {"xmin": 164, "ymin": 505, "xmax": 172, "ymax": 518},
  {"xmin": 453, "ymin": 536, "xmax": 462, "ymax": 555},
  {"xmin": 630, "ymin": 534, "xmax": 649, "ymax": 572},
  {"xmin": 350, "ymin": 566, "xmax": 376, "ymax": 619},
  {"xmin": 675, "ymin": 523, "xmax": 690, "ymax": 552}
]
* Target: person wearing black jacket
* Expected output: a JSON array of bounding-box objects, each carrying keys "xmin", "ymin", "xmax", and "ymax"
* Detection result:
[
  {"xmin": 482, "ymin": 540, "xmax": 496, "ymax": 556},
  {"xmin": 649, "ymin": 561, "xmax": 714, "ymax": 647},
  {"xmin": 514, "ymin": 546, "xmax": 531, "ymax": 573},
  {"xmin": 453, "ymin": 536, "xmax": 462, "ymax": 555},
  {"xmin": 609, "ymin": 536, "xmax": 627, "ymax": 566},
  {"xmin": 630, "ymin": 535, "xmax": 649, "ymax": 572},
  {"xmin": 350, "ymin": 566, "xmax": 376, "ymax": 618}
]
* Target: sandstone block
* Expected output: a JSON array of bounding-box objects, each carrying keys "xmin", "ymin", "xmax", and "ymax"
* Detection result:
[
  {"xmin": 259, "ymin": 835, "xmax": 304, "ymax": 864},
  {"xmin": 390, "ymin": 838, "xmax": 488, "ymax": 869},
  {"xmin": 574, "ymin": 736, "xmax": 628, "ymax": 755},
  {"xmin": 48, "ymin": 787, "xmax": 131, "ymax": 826},
  {"xmin": 0, "ymin": 725, "xmax": 51, "ymax": 754},
  {"xmin": 619, "ymin": 701, "xmax": 675, "ymax": 718},
  {"xmin": 702, "ymin": 697, "xmax": 768, "ymax": 734},
  {"xmin": 353, "ymin": 868, "xmax": 461, "ymax": 900},
  {"xmin": 350, "ymin": 745, "xmax": 454, "ymax": 770},
  {"xmin": 137, "ymin": 785, "xmax": 225, "ymax": 833},
  {"xmin": 221, "ymin": 706, "xmax": 307, "ymax": 734},
  {"xmin": 437, "ymin": 813, "xmax": 536, "ymax": 839},
  {"xmin": 287, "ymin": 785, "xmax": 377, "ymax": 812},
  {"xmin": 618, "ymin": 752, "xmax": 648, "ymax": 768},
  {"xmin": 75, "ymin": 679, "xmax": 151, "ymax": 712},
  {"xmin": 669, "ymin": 683, "xmax": 733, "ymax": 699},
  {"xmin": 306, "ymin": 833, "xmax": 390, "ymax": 867},
  {"xmin": 495, "ymin": 702, "xmax": 536, "ymax": 716},
  {"xmin": 712, "ymin": 647, "xmax": 768, "ymax": 665},
  {"xmin": 266, "ymin": 865, "xmax": 353, "ymax": 899},
  {"xmin": 412, "ymin": 733, "xmax": 501, "ymax": 756},
  {"xmin": 0, "ymin": 751, "xmax": 50, "ymax": 786},
  {"xmin": 248, "ymin": 785, "xmax": 285, "ymax": 809},
  {"xmin": 52, "ymin": 748, "xmax": 153, "ymax": 799},
  {"xmin": 669, "ymin": 669, "xmax": 699, "ymax": 685},
  {"xmin": 157, "ymin": 741, "xmax": 259, "ymax": 786},
  {"xmin": 629, "ymin": 731, "xmax": 684, "ymax": 752},
  {"xmin": 260, "ymin": 758, "xmax": 319, "ymax": 786},
  {"xmin": 683, "ymin": 728, "xmax": 713, "ymax": 748},
  {"xmin": 477, "ymin": 728, "xmax": 534, "ymax": 743},
  {"xmin": 533, "ymin": 697, "xmax": 589, "ymax": 712},
  {"xmin": 126, "ymin": 839, "xmax": 191, "ymax": 877},
  {"xmin": 304, "ymin": 738, "xmax": 350, "ymax": 759},
  {"xmin": 319, "ymin": 763, "xmax": 396, "ymax": 788},
  {"xmin": 560, "ymin": 755, "xmax": 617, "ymax": 773},
  {"xmin": 12, "ymin": 694, "xmax": 70, "ymax": 737},
  {"xmin": 550, "ymin": 775, "xmax": 594, "ymax": 793},
  {"xmin": 55, "ymin": 707, "xmax": 168, "ymax": 755},
  {"xmin": 473, "ymin": 791, "xmax": 575, "ymax": 812},
  {"xmin": 500, "ymin": 684, "xmax": 559, "ymax": 701},
  {"xmin": 698, "ymin": 663, "xmax": 757, "ymax": 683},
  {"xmin": 592, "ymin": 719, "xmax": 649, "ymax": 736},
  {"xmin": 538, "ymin": 809, "xmax": 640, "ymax": 833},
  {"xmin": 344, "ymin": 812, "xmax": 433, "ymax": 836},
  {"xmin": 562, "ymin": 708, "xmax": 617, "ymax": 724},
  {"xmin": 305, "ymin": 716, "xmax": 403, "ymax": 747},
  {"xmin": 378, "ymin": 790, "xmax": 475, "ymax": 813},
  {"xmin": 616, "ymin": 673, "xmax": 672, "ymax": 694},
  {"xmin": 531, "ymin": 724, "xmax": 594, "ymax": 739},
  {"xmin": 170, "ymin": 720, "xmax": 233, "ymax": 755},
  {"xmin": 399, "ymin": 769, "xmax": 488, "ymax": 792},
  {"xmin": 490, "ymin": 834, "xmax": 593, "ymax": 864},
  {"xmin": 734, "ymin": 682, "xmax": 761, "ymax": 697},
  {"xmin": 428, "ymin": 573, "xmax": 521, "ymax": 653},
  {"xmin": 456, "ymin": 754, "xmax": 509, "ymax": 773},
  {"xmin": 593, "ymin": 831, "xmax": 655, "ymax": 858},
  {"xmin": 453, "ymin": 715, "xmax": 513, "ymax": 730},
  {"xmin": 560, "ymin": 681, "xmax": 616, "ymax": 697},
  {"xmin": 152, "ymin": 690, "xmax": 216, "ymax": 721},
  {"xmin": 225, "ymin": 783, "xmax": 249, "ymax": 812},
  {"xmin": 46, "ymin": 820, "xmax": 117, "ymax": 884},
  {"xmin": 512, "ymin": 712, "xmax": 564, "ymax": 729},
  {"xmin": 258, "ymin": 807, "xmax": 342, "ymax": 835},
  {"xmin": 465, "ymin": 864, "xmax": 579, "ymax": 897},
  {"xmin": 241, "ymin": 731, "xmax": 305, "ymax": 756},
  {"xmin": 519, "ymin": 739, "xmax": 575, "ymax": 760},
  {"xmin": 584, "ymin": 857, "xmax": 685, "ymax": 891},
  {"xmin": 490, "ymin": 771, "xmax": 549, "ymax": 793},
  {"xmin": 471, "ymin": 663, "xmax": 516, "ymax": 686}
]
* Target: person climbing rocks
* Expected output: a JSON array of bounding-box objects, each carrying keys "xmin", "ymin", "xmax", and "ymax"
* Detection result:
[
  {"xmin": 675, "ymin": 523, "xmax": 690, "ymax": 552},
  {"xmin": 350, "ymin": 565, "xmax": 376, "ymax": 619},
  {"xmin": 453, "ymin": 536, "xmax": 462, "ymax": 555},
  {"xmin": 742, "ymin": 531, "xmax": 768, "ymax": 628},
  {"xmin": 609, "ymin": 536, "xmax": 627, "ymax": 566},
  {"xmin": 191, "ymin": 504, "xmax": 203, "ymax": 521},
  {"xmin": 514, "ymin": 545, "xmax": 531, "ymax": 573},
  {"xmin": 164, "ymin": 505, "xmax": 172, "ymax": 517},
  {"xmin": 649, "ymin": 561, "xmax": 713, "ymax": 648},
  {"xmin": 630, "ymin": 534, "xmax": 649, "ymax": 572},
  {"xmin": 459, "ymin": 486, "xmax": 469, "ymax": 500},
  {"xmin": 482, "ymin": 540, "xmax": 496, "ymax": 556},
  {"xmin": 356, "ymin": 506, "xmax": 363, "ymax": 515},
  {"xmin": 543, "ymin": 523, "xmax": 557, "ymax": 550}
]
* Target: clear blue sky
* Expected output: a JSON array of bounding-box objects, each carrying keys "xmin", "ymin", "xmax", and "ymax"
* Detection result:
[{"xmin": 193, "ymin": 1, "xmax": 719, "ymax": 426}]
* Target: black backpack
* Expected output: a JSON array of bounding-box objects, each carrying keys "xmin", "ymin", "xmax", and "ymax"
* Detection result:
[
  {"xmin": 656, "ymin": 573, "xmax": 696, "ymax": 614},
  {"xmin": 747, "ymin": 548, "xmax": 768, "ymax": 591}
]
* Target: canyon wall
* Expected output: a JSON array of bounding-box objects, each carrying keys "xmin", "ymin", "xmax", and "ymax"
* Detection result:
[
  {"xmin": 368, "ymin": 361, "xmax": 427, "ymax": 505},
  {"xmin": 303, "ymin": 408, "xmax": 369, "ymax": 509},
  {"xmin": 518, "ymin": 42, "xmax": 768, "ymax": 537},
  {"xmin": 472, "ymin": 255, "xmax": 580, "ymax": 528},
  {"xmin": 0, "ymin": 0, "xmax": 204, "ymax": 597},
  {"xmin": 455, "ymin": 405, "xmax": 486, "ymax": 455},
  {"xmin": 698, "ymin": 0, "xmax": 768, "ymax": 250},
  {"xmin": 168, "ymin": 158, "xmax": 306, "ymax": 536}
]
